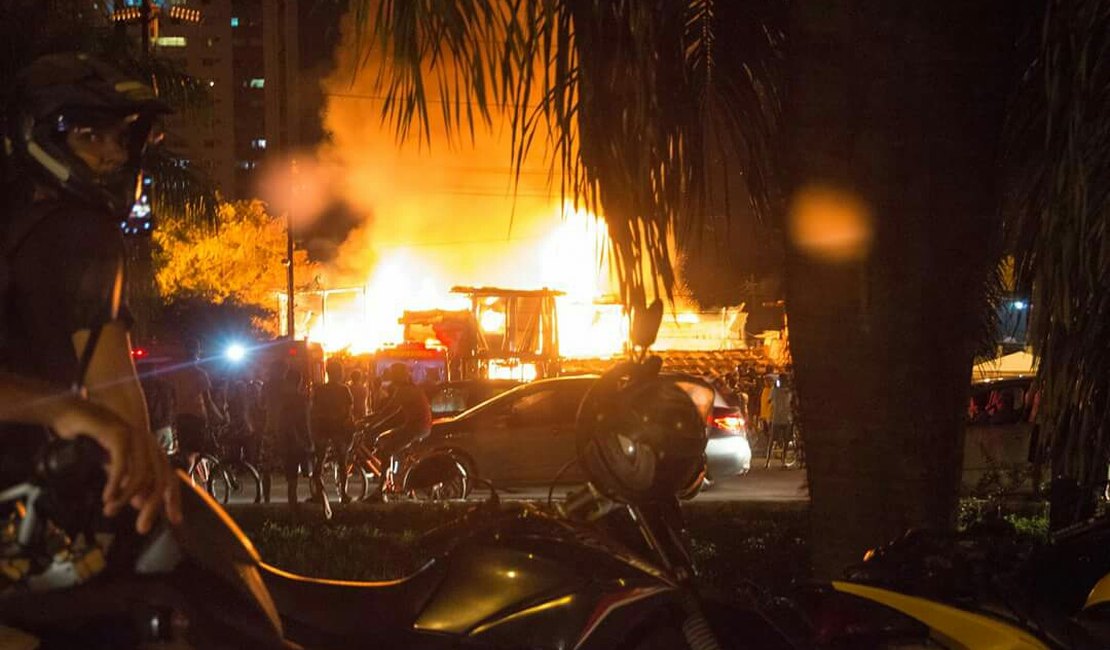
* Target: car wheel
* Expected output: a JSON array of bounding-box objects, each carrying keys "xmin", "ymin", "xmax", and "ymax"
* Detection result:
[
  {"xmin": 411, "ymin": 453, "xmax": 472, "ymax": 502},
  {"xmin": 418, "ymin": 461, "xmax": 468, "ymax": 501}
]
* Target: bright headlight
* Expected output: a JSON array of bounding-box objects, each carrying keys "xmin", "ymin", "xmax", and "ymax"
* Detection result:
[{"xmin": 225, "ymin": 343, "xmax": 247, "ymax": 363}]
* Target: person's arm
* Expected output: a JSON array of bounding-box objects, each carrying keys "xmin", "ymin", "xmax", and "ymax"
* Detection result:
[
  {"xmin": 73, "ymin": 321, "xmax": 179, "ymax": 533},
  {"xmin": 342, "ymin": 386, "xmax": 353, "ymax": 425},
  {"xmin": 73, "ymin": 321, "xmax": 149, "ymax": 435},
  {"xmin": 198, "ymin": 370, "xmax": 226, "ymax": 424},
  {"xmin": 0, "ymin": 370, "xmax": 114, "ymax": 429},
  {"xmin": 0, "ymin": 370, "xmax": 180, "ymax": 530}
]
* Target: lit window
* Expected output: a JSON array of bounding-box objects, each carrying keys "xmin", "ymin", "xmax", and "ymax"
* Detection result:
[
  {"xmin": 249, "ymin": 78, "xmax": 265, "ymax": 89},
  {"xmin": 237, "ymin": 160, "xmax": 257, "ymax": 170},
  {"xmin": 155, "ymin": 36, "xmax": 187, "ymax": 47},
  {"xmin": 250, "ymin": 138, "xmax": 267, "ymax": 150},
  {"xmin": 230, "ymin": 17, "xmax": 239, "ymax": 27}
]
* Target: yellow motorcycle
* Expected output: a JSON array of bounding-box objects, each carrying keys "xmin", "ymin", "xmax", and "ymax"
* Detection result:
[{"xmin": 801, "ymin": 517, "xmax": 1110, "ymax": 649}]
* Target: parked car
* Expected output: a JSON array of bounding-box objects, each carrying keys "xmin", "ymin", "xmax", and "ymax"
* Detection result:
[
  {"xmin": 700, "ymin": 377, "xmax": 753, "ymax": 482},
  {"xmin": 413, "ymin": 374, "xmax": 751, "ymax": 490},
  {"xmin": 425, "ymin": 379, "xmax": 522, "ymax": 418}
]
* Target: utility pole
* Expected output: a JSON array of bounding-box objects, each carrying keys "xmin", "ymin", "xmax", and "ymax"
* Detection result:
[
  {"xmin": 286, "ymin": 159, "xmax": 297, "ymax": 339},
  {"xmin": 139, "ymin": 0, "xmax": 152, "ymax": 53}
]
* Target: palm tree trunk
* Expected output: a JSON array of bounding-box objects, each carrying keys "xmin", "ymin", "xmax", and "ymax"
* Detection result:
[{"xmin": 784, "ymin": 1, "xmax": 1021, "ymax": 578}]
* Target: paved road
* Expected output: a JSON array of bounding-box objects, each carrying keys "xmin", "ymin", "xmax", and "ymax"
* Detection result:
[{"xmin": 220, "ymin": 462, "xmax": 808, "ymax": 506}]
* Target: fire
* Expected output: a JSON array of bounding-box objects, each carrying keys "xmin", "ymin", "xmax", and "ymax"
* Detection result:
[{"xmin": 304, "ymin": 203, "xmax": 629, "ymax": 359}]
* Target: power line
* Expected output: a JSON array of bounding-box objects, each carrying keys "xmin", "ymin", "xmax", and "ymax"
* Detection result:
[
  {"xmin": 385, "ymin": 161, "xmax": 553, "ymax": 176},
  {"xmin": 378, "ymin": 187, "xmax": 560, "ymax": 199},
  {"xmin": 372, "ymin": 233, "xmax": 550, "ymax": 249},
  {"xmin": 324, "ymin": 90, "xmax": 547, "ymax": 111}
]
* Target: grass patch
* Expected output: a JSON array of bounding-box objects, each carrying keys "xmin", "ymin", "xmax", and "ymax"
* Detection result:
[
  {"xmin": 230, "ymin": 498, "xmax": 1046, "ymax": 594},
  {"xmin": 230, "ymin": 501, "xmax": 811, "ymax": 594}
]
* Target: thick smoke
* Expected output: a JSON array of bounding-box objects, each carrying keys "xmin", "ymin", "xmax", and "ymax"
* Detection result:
[{"xmin": 311, "ymin": 12, "xmax": 601, "ymax": 297}]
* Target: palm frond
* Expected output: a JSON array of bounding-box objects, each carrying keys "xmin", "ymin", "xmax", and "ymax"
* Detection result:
[
  {"xmin": 1005, "ymin": 0, "xmax": 1110, "ymax": 521},
  {"xmin": 145, "ymin": 147, "xmax": 220, "ymax": 228},
  {"xmin": 349, "ymin": 0, "xmax": 785, "ymax": 309},
  {"xmin": 133, "ymin": 55, "xmax": 213, "ymax": 118},
  {"xmin": 355, "ymin": 0, "xmax": 509, "ymax": 144}
]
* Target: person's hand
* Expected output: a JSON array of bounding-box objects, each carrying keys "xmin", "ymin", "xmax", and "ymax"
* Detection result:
[{"xmin": 49, "ymin": 397, "xmax": 182, "ymax": 534}]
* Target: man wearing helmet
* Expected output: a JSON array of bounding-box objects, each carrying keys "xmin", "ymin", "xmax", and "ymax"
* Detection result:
[
  {"xmin": 365, "ymin": 363, "xmax": 432, "ymax": 497},
  {"xmin": 0, "ymin": 53, "xmax": 179, "ymax": 533}
]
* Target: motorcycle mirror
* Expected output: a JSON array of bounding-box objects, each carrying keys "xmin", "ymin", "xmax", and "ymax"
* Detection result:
[{"xmin": 630, "ymin": 299, "xmax": 663, "ymax": 349}]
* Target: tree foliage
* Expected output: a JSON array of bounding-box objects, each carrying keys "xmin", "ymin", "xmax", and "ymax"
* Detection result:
[
  {"xmin": 1006, "ymin": 0, "xmax": 1110, "ymax": 523},
  {"xmin": 154, "ymin": 200, "xmax": 321, "ymax": 332}
]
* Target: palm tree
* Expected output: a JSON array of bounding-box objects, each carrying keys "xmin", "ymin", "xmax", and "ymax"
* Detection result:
[
  {"xmin": 1006, "ymin": 0, "xmax": 1110, "ymax": 529},
  {"xmin": 350, "ymin": 0, "xmax": 1101, "ymax": 576},
  {"xmin": 783, "ymin": 0, "xmax": 1027, "ymax": 575}
]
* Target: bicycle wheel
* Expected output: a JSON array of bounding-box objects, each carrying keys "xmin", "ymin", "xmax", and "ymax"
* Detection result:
[
  {"xmin": 782, "ymin": 425, "xmax": 806, "ymax": 469},
  {"xmin": 782, "ymin": 438, "xmax": 798, "ymax": 469},
  {"xmin": 208, "ymin": 460, "xmax": 263, "ymax": 504},
  {"xmin": 322, "ymin": 458, "xmax": 362, "ymax": 501},
  {"xmin": 188, "ymin": 454, "xmax": 220, "ymax": 489},
  {"xmin": 343, "ymin": 465, "xmax": 371, "ymax": 501}
]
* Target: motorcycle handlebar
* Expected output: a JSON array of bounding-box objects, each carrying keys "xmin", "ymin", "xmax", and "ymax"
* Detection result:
[{"xmin": 35, "ymin": 436, "xmax": 108, "ymax": 493}]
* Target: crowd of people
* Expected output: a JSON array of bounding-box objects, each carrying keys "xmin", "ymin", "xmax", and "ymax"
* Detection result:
[
  {"xmin": 139, "ymin": 345, "xmax": 434, "ymax": 509},
  {"xmin": 719, "ymin": 366, "xmax": 796, "ymax": 462}
]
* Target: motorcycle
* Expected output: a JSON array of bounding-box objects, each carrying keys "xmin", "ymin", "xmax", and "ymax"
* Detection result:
[
  {"xmin": 0, "ymin": 301, "xmax": 793, "ymax": 649},
  {"xmin": 796, "ymin": 516, "xmax": 1110, "ymax": 649}
]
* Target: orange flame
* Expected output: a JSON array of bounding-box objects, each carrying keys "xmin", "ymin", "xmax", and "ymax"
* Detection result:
[{"xmin": 304, "ymin": 203, "xmax": 628, "ymax": 358}]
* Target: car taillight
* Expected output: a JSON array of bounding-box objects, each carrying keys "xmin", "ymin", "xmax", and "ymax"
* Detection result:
[{"xmin": 709, "ymin": 407, "xmax": 745, "ymax": 434}]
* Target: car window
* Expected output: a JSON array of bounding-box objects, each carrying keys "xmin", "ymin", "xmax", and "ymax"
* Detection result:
[
  {"xmin": 429, "ymin": 386, "xmax": 467, "ymax": 416},
  {"xmin": 510, "ymin": 389, "xmax": 560, "ymax": 426},
  {"xmin": 503, "ymin": 382, "xmax": 593, "ymax": 427},
  {"xmin": 553, "ymin": 382, "xmax": 592, "ymax": 424}
]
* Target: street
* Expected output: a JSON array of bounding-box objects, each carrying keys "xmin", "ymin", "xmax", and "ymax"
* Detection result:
[{"xmin": 229, "ymin": 464, "xmax": 809, "ymax": 506}]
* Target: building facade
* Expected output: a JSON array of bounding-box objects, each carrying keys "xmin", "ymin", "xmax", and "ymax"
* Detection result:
[{"xmin": 112, "ymin": 0, "xmax": 339, "ymax": 199}]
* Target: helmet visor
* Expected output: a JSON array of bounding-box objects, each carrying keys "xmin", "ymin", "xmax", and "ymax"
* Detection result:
[{"xmin": 54, "ymin": 108, "xmax": 161, "ymax": 170}]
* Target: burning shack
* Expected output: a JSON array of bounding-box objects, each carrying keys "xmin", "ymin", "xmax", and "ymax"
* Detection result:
[
  {"xmin": 452, "ymin": 286, "xmax": 563, "ymax": 381},
  {"xmin": 388, "ymin": 287, "xmax": 566, "ymax": 382}
]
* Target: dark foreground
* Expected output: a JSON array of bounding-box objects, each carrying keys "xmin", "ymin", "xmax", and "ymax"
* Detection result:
[{"xmin": 227, "ymin": 501, "xmax": 813, "ymax": 598}]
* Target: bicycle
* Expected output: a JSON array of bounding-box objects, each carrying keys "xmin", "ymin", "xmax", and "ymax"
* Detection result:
[
  {"xmin": 764, "ymin": 421, "xmax": 804, "ymax": 469},
  {"xmin": 313, "ymin": 440, "xmax": 376, "ymax": 503},
  {"xmin": 203, "ymin": 425, "xmax": 264, "ymax": 505}
]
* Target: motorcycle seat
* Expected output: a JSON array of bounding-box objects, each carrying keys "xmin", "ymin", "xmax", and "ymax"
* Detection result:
[{"xmin": 260, "ymin": 558, "xmax": 447, "ymax": 639}]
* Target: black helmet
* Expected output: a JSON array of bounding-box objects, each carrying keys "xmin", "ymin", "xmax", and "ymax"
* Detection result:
[
  {"xmin": 577, "ymin": 360, "xmax": 711, "ymax": 503},
  {"xmin": 4, "ymin": 53, "xmax": 169, "ymax": 218}
]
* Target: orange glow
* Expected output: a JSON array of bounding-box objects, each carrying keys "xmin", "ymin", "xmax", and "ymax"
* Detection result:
[
  {"xmin": 296, "ymin": 20, "xmax": 691, "ymax": 361},
  {"xmin": 302, "ymin": 203, "xmax": 629, "ymax": 358},
  {"xmin": 788, "ymin": 184, "xmax": 874, "ymax": 262},
  {"xmin": 488, "ymin": 360, "xmax": 539, "ymax": 382},
  {"xmin": 479, "ymin": 307, "xmax": 506, "ymax": 333}
]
